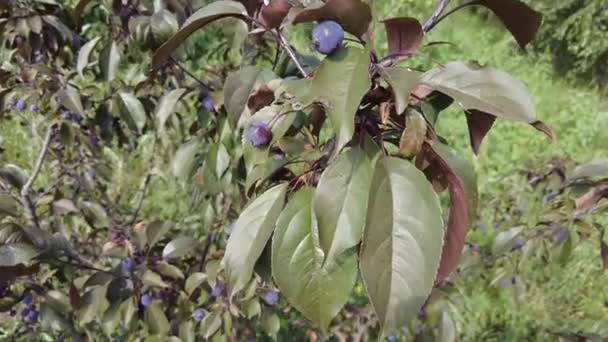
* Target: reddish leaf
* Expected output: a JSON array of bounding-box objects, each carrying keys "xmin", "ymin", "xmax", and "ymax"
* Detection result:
[
  {"xmin": 419, "ymin": 143, "xmax": 470, "ymax": 283},
  {"xmin": 291, "ymin": 0, "xmax": 372, "ymax": 37},
  {"xmin": 240, "ymin": 0, "xmax": 264, "ymax": 16},
  {"xmin": 383, "ymin": 17, "xmax": 424, "ymax": 58},
  {"xmin": 575, "ymin": 183, "xmax": 608, "ymax": 212},
  {"xmin": 532, "ymin": 121, "xmax": 555, "ymax": 141},
  {"xmin": 465, "ymin": 110, "xmax": 496, "ymax": 154},
  {"xmin": 471, "ymin": 0, "xmax": 542, "ymax": 49},
  {"xmin": 247, "ymin": 85, "xmax": 275, "ymax": 113},
  {"xmin": 261, "ymin": 0, "xmax": 292, "ymax": 29},
  {"xmin": 69, "ymin": 282, "xmax": 82, "ymax": 309},
  {"xmin": 0, "ymin": 264, "xmax": 39, "ymax": 282}
]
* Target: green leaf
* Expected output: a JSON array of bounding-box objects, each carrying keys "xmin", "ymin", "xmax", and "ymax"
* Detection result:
[
  {"xmin": 360, "ymin": 157, "xmax": 444, "ymax": 336},
  {"xmin": 314, "ymin": 147, "xmax": 372, "ymax": 264},
  {"xmin": 377, "ymin": 66, "xmax": 420, "ymax": 114},
  {"xmin": 223, "ymin": 184, "xmax": 287, "ymax": 295},
  {"xmin": 150, "ymin": 9, "xmax": 179, "ymax": 42},
  {"xmin": 76, "ymin": 286, "xmax": 107, "ymax": 325},
  {"xmin": 100, "ymin": 40, "xmax": 120, "ymax": 83},
  {"xmin": 205, "ymin": 143, "xmax": 230, "ymax": 179},
  {"xmin": 569, "ymin": 159, "xmax": 608, "ymax": 182},
  {"xmin": 40, "ymin": 303, "xmax": 72, "ymax": 332},
  {"xmin": 185, "ymin": 272, "xmax": 207, "ymax": 295},
  {"xmin": 492, "ymin": 226, "xmax": 523, "ymax": 255},
  {"xmin": 142, "ymin": 270, "xmax": 170, "ymax": 288},
  {"xmin": 152, "ymin": 1, "xmax": 248, "ymax": 71},
  {"xmin": 179, "ymin": 320, "xmax": 195, "ymax": 342},
  {"xmin": 398, "ymin": 109, "xmax": 427, "ymax": 158},
  {"xmin": 0, "ymin": 196, "xmax": 19, "ymax": 218},
  {"xmin": 145, "ymin": 303, "xmax": 170, "ymax": 335},
  {"xmin": 156, "ymin": 88, "xmax": 187, "ymax": 131},
  {"xmin": 0, "ymin": 243, "xmax": 39, "ymax": 266},
  {"xmin": 57, "ymin": 85, "xmax": 84, "ymax": 114},
  {"xmin": 80, "ymin": 201, "xmax": 110, "ymax": 228},
  {"xmin": 157, "ymin": 261, "xmax": 185, "ymax": 279},
  {"xmin": 272, "ymin": 188, "xmax": 357, "ymax": 331},
  {"xmin": 288, "ymin": 47, "xmax": 370, "ymax": 151},
  {"xmin": 261, "ymin": 308, "xmax": 280, "ymax": 339},
  {"xmin": 199, "ymin": 311, "xmax": 222, "ymax": 339},
  {"xmin": 439, "ymin": 311, "xmax": 457, "ymax": 342},
  {"xmin": 224, "ymin": 66, "xmax": 275, "ymax": 123},
  {"xmin": 0, "ymin": 164, "xmax": 28, "ymax": 190},
  {"xmin": 102, "ymin": 301, "xmax": 123, "ymax": 336},
  {"xmin": 146, "ymin": 221, "xmax": 172, "ymax": 248},
  {"xmin": 118, "ymin": 92, "xmax": 147, "ymax": 134},
  {"xmin": 420, "ymin": 62, "xmax": 549, "ymax": 136},
  {"xmin": 46, "ymin": 290, "xmax": 71, "ymax": 314},
  {"xmin": 171, "ymin": 140, "xmax": 200, "ymax": 181},
  {"xmin": 77, "ymin": 37, "xmax": 100, "ymax": 76},
  {"xmin": 162, "ymin": 236, "xmax": 197, "ymax": 259}
]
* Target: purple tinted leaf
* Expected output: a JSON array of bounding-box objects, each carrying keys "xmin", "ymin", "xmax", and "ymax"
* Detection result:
[
  {"xmin": 261, "ymin": 0, "xmax": 292, "ymax": 29},
  {"xmin": 383, "ymin": 17, "xmax": 423, "ymax": 58},
  {"xmin": 465, "ymin": 110, "xmax": 496, "ymax": 155},
  {"xmin": 291, "ymin": 0, "xmax": 372, "ymax": 37}
]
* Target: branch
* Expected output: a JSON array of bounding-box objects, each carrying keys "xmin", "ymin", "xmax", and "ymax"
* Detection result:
[
  {"xmin": 170, "ymin": 57, "xmax": 213, "ymax": 90},
  {"xmin": 21, "ymin": 126, "xmax": 53, "ymax": 198},
  {"xmin": 423, "ymin": 0, "xmax": 451, "ymax": 32},
  {"xmin": 426, "ymin": 1, "xmax": 477, "ymax": 32},
  {"xmin": 274, "ymin": 30, "xmax": 309, "ymax": 78}
]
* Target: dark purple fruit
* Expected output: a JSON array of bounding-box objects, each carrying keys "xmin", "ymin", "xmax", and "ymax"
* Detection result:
[
  {"xmin": 312, "ymin": 20, "xmax": 344, "ymax": 55},
  {"xmin": 246, "ymin": 122, "xmax": 271, "ymax": 147}
]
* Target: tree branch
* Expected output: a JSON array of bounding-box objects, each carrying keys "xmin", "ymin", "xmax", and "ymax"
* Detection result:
[
  {"xmin": 21, "ymin": 126, "xmax": 53, "ymax": 198},
  {"xmin": 423, "ymin": 0, "xmax": 451, "ymax": 32},
  {"xmin": 170, "ymin": 56, "xmax": 213, "ymax": 90}
]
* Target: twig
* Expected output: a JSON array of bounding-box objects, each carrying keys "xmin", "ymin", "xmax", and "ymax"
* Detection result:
[
  {"xmin": 423, "ymin": 0, "xmax": 451, "ymax": 32},
  {"xmin": 274, "ymin": 30, "xmax": 309, "ymax": 78},
  {"xmin": 170, "ymin": 56, "xmax": 212, "ymax": 90},
  {"xmin": 21, "ymin": 126, "xmax": 52, "ymax": 198},
  {"xmin": 425, "ymin": 0, "xmax": 477, "ymax": 32}
]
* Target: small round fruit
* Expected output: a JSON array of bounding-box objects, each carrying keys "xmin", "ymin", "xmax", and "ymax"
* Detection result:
[
  {"xmin": 140, "ymin": 294, "xmax": 152, "ymax": 306},
  {"xmin": 29, "ymin": 104, "xmax": 38, "ymax": 113},
  {"xmin": 312, "ymin": 20, "xmax": 344, "ymax": 55},
  {"xmin": 14, "ymin": 100, "xmax": 27, "ymax": 111},
  {"xmin": 246, "ymin": 122, "xmax": 271, "ymax": 147},
  {"xmin": 192, "ymin": 308, "xmax": 205, "ymax": 322},
  {"xmin": 263, "ymin": 290, "xmax": 279, "ymax": 306}
]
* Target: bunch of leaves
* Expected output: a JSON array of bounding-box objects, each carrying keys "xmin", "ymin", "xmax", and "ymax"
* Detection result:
[{"xmin": 146, "ymin": 0, "xmax": 555, "ymax": 337}]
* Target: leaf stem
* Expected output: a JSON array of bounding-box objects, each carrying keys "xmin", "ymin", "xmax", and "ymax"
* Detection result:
[{"xmin": 170, "ymin": 57, "xmax": 213, "ymax": 90}]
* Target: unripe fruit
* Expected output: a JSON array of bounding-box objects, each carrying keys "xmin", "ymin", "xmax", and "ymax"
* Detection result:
[
  {"xmin": 246, "ymin": 122, "xmax": 271, "ymax": 147},
  {"xmin": 312, "ymin": 20, "xmax": 344, "ymax": 55}
]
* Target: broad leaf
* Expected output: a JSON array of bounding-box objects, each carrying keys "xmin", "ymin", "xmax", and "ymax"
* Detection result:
[
  {"xmin": 261, "ymin": 0, "xmax": 292, "ymax": 29},
  {"xmin": 0, "ymin": 164, "xmax": 28, "ymax": 190},
  {"xmin": 568, "ymin": 159, "xmax": 608, "ymax": 183},
  {"xmin": 162, "ymin": 236, "xmax": 197, "ymax": 259},
  {"xmin": 290, "ymin": 0, "xmax": 372, "ymax": 37},
  {"xmin": 224, "ymin": 184, "xmax": 287, "ymax": 295},
  {"xmin": 77, "ymin": 37, "xmax": 100, "ymax": 76},
  {"xmin": 156, "ymin": 88, "xmax": 187, "ymax": 131},
  {"xmin": 224, "ymin": 66, "xmax": 275, "ymax": 123},
  {"xmin": 465, "ymin": 109, "xmax": 496, "ymax": 154},
  {"xmin": 100, "ymin": 40, "xmax": 120, "ymax": 83},
  {"xmin": 314, "ymin": 147, "xmax": 372, "ymax": 264},
  {"xmin": 185, "ymin": 272, "xmax": 207, "ymax": 295},
  {"xmin": 0, "ymin": 194, "xmax": 20, "ymax": 218},
  {"xmin": 383, "ymin": 17, "xmax": 423, "ymax": 58},
  {"xmin": 420, "ymin": 142, "xmax": 475, "ymax": 283},
  {"xmin": 421, "ymin": 61, "xmax": 551, "ymax": 138},
  {"xmin": 398, "ymin": 109, "xmax": 427, "ymax": 158},
  {"xmin": 57, "ymin": 85, "xmax": 84, "ymax": 114},
  {"xmin": 360, "ymin": 157, "xmax": 443, "ymax": 336},
  {"xmin": 199, "ymin": 311, "xmax": 222, "ymax": 339},
  {"xmin": 288, "ymin": 47, "xmax": 370, "ymax": 151},
  {"xmin": 152, "ymin": 1, "xmax": 247, "ymax": 71},
  {"xmin": 118, "ymin": 92, "xmax": 147, "ymax": 133},
  {"xmin": 272, "ymin": 188, "xmax": 357, "ymax": 331},
  {"xmin": 146, "ymin": 221, "xmax": 172, "ymax": 248},
  {"xmin": 0, "ymin": 243, "xmax": 39, "ymax": 266},
  {"xmin": 145, "ymin": 303, "xmax": 170, "ymax": 335},
  {"xmin": 377, "ymin": 66, "xmax": 420, "ymax": 115},
  {"xmin": 171, "ymin": 140, "xmax": 200, "ymax": 181},
  {"xmin": 470, "ymin": 0, "xmax": 542, "ymax": 49},
  {"xmin": 80, "ymin": 201, "xmax": 110, "ymax": 228}
]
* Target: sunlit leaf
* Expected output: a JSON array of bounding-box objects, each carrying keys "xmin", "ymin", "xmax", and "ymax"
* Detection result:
[
  {"xmin": 118, "ymin": 92, "xmax": 147, "ymax": 133},
  {"xmin": 272, "ymin": 188, "xmax": 357, "ymax": 331},
  {"xmin": 360, "ymin": 157, "xmax": 443, "ymax": 336},
  {"xmin": 162, "ymin": 236, "xmax": 197, "ymax": 259},
  {"xmin": 156, "ymin": 88, "xmax": 187, "ymax": 131},
  {"xmin": 377, "ymin": 66, "xmax": 420, "ymax": 114},
  {"xmin": 0, "ymin": 243, "xmax": 39, "ymax": 267},
  {"xmin": 145, "ymin": 303, "xmax": 170, "ymax": 335},
  {"xmin": 100, "ymin": 40, "xmax": 120, "ymax": 83},
  {"xmin": 77, "ymin": 37, "xmax": 100, "ymax": 76},
  {"xmin": 223, "ymin": 184, "xmax": 287, "ymax": 295}
]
